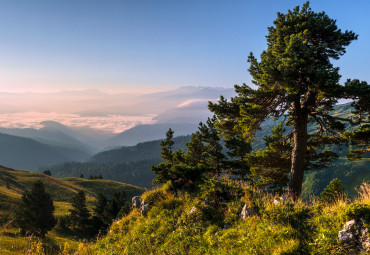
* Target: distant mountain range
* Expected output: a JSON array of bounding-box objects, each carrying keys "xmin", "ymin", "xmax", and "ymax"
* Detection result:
[
  {"xmin": 104, "ymin": 123, "xmax": 198, "ymax": 148},
  {"xmin": 0, "ymin": 133, "xmax": 91, "ymax": 170}
]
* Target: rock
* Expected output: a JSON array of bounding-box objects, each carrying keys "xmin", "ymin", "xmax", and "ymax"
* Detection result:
[
  {"xmin": 344, "ymin": 219, "xmax": 360, "ymax": 236},
  {"xmin": 361, "ymin": 227, "xmax": 369, "ymax": 240},
  {"xmin": 188, "ymin": 207, "xmax": 197, "ymax": 214},
  {"xmin": 273, "ymin": 196, "xmax": 291, "ymax": 205},
  {"xmin": 360, "ymin": 217, "xmax": 369, "ymax": 225},
  {"xmin": 362, "ymin": 238, "xmax": 370, "ymax": 252},
  {"xmin": 281, "ymin": 196, "xmax": 291, "ymax": 203},
  {"xmin": 338, "ymin": 230, "xmax": 355, "ymax": 243},
  {"xmin": 141, "ymin": 200, "xmax": 150, "ymax": 216},
  {"xmin": 132, "ymin": 196, "xmax": 141, "ymax": 209},
  {"xmin": 240, "ymin": 203, "xmax": 256, "ymax": 220},
  {"xmin": 338, "ymin": 218, "xmax": 370, "ymax": 252}
]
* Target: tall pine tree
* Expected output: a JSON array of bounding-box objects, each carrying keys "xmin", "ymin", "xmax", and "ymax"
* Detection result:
[
  {"xmin": 15, "ymin": 180, "xmax": 56, "ymax": 238},
  {"xmin": 69, "ymin": 190, "xmax": 91, "ymax": 233},
  {"xmin": 210, "ymin": 2, "xmax": 369, "ymax": 199}
]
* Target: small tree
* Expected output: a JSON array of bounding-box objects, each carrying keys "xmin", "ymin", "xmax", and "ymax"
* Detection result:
[
  {"xmin": 15, "ymin": 180, "xmax": 56, "ymax": 238},
  {"xmin": 152, "ymin": 129, "xmax": 206, "ymax": 191},
  {"xmin": 320, "ymin": 178, "xmax": 346, "ymax": 204},
  {"xmin": 43, "ymin": 170, "xmax": 52, "ymax": 176},
  {"xmin": 69, "ymin": 190, "xmax": 91, "ymax": 233}
]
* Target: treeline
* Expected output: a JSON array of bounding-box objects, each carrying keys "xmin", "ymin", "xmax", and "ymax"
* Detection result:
[
  {"xmin": 42, "ymin": 136, "xmax": 191, "ymax": 188},
  {"xmin": 44, "ymin": 160, "xmax": 160, "ymax": 188}
]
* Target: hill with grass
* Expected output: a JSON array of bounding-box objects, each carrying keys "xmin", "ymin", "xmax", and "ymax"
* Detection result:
[
  {"xmin": 51, "ymin": 178, "xmax": 370, "ymax": 255},
  {"xmin": 0, "ymin": 165, "xmax": 144, "ymax": 254},
  {"xmin": 0, "ymin": 165, "xmax": 143, "ymax": 215}
]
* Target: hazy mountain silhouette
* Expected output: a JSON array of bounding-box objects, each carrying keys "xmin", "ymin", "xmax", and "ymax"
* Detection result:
[
  {"xmin": 0, "ymin": 133, "xmax": 91, "ymax": 170},
  {"xmin": 104, "ymin": 123, "xmax": 198, "ymax": 148},
  {"xmin": 0, "ymin": 121, "xmax": 114, "ymax": 153}
]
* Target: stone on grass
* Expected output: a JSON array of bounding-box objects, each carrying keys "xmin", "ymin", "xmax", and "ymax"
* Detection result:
[
  {"xmin": 240, "ymin": 203, "xmax": 256, "ymax": 220},
  {"xmin": 132, "ymin": 196, "xmax": 141, "ymax": 209}
]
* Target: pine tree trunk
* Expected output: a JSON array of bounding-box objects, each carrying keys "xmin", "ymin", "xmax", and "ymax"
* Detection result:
[{"xmin": 288, "ymin": 110, "xmax": 308, "ymax": 200}]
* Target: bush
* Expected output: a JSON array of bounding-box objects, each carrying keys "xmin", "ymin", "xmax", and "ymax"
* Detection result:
[
  {"xmin": 344, "ymin": 202, "xmax": 370, "ymax": 221},
  {"xmin": 320, "ymin": 178, "xmax": 346, "ymax": 204}
]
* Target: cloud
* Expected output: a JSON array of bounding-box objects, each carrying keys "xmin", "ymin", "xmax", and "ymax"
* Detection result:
[
  {"xmin": 177, "ymin": 98, "xmax": 218, "ymax": 108},
  {"xmin": 0, "ymin": 112, "xmax": 155, "ymax": 133}
]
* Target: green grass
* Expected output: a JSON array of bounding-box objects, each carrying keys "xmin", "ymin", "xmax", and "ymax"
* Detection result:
[
  {"xmin": 77, "ymin": 181, "xmax": 369, "ymax": 255},
  {"xmin": 0, "ymin": 165, "xmax": 144, "ymax": 254},
  {"xmin": 0, "ymin": 165, "xmax": 144, "ymax": 214}
]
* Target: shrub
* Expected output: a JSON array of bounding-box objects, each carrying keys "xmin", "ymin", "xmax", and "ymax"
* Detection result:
[
  {"xmin": 344, "ymin": 202, "xmax": 370, "ymax": 221},
  {"xmin": 320, "ymin": 178, "xmax": 346, "ymax": 204}
]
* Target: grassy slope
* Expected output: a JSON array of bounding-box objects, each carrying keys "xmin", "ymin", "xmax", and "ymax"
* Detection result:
[
  {"xmin": 0, "ymin": 165, "xmax": 144, "ymax": 254},
  {"xmin": 77, "ymin": 182, "xmax": 369, "ymax": 255},
  {"xmin": 0, "ymin": 165, "xmax": 143, "ymax": 212}
]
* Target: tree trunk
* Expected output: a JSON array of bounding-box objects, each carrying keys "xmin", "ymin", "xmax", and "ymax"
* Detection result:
[{"xmin": 288, "ymin": 110, "xmax": 308, "ymax": 200}]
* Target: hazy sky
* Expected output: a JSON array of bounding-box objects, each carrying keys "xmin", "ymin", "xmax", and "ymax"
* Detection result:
[{"xmin": 0, "ymin": 0, "xmax": 369, "ymax": 93}]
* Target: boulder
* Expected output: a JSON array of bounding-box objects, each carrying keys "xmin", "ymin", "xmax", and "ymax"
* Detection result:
[
  {"xmin": 141, "ymin": 200, "xmax": 150, "ymax": 216},
  {"xmin": 338, "ymin": 219, "xmax": 370, "ymax": 252},
  {"xmin": 344, "ymin": 219, "xmax": 360, "ymax": 236},
  {"xmin": 338, "ymin": 230, "xmax": 355, "ymax": 243},
  {"xmin": 362, "ymin": 238, "xmax": 370, "ymax": 252},
  {"xmin": 240, "ymin": 203, "xmax": 256, "ymax": 220},
  {"xmin": 132, "ymin": 196, "xmax": 141, "ymax": 209},
  {"xmin": 273, "ymin": 196, "xmax": 291, "ymax": 205}
]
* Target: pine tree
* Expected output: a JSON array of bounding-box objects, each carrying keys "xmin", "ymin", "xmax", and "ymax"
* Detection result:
[
  {"xmin": 103, "ymin": 191, "xmax": 127, "ymax": 223},
  {"xmin": 185, "ymin": 131, "xmax": 205, "ymax": 167},
  {"xmin": 210, "ymin": 2, "xmax": 368, "ymax": 199},
  {"xmin": 224, "ymin": 134, "xmax": 251, "ymax": 181},
  {"xmin": 198, "ymin": 116, "xmax": 225, "ymax": 176},
  {"xmin": 249, "ymin": 122, "xmax": 292, "ymax": 191},
  {"xmin": 15, "ymin": 180, "xmax": 56, "ymax": 238},
  {"xmin": 69, "ymin": 190, "xmax": 91, "ymax": 233},
  {"xmin": 152, "ymin": 129, "xmax": 206, "ymax": 190}
]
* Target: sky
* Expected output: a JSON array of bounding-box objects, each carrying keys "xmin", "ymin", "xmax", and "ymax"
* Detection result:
[{"xmin": 0, "ymin": 0, "xmax": 369, "ymax": 93}]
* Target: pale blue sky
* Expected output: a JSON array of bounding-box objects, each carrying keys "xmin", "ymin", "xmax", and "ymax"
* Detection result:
[{"xmin": 0, "ymin": 0, "xmax": 369, "ymax": 93}]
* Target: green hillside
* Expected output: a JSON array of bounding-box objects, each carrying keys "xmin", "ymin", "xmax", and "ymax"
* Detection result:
[
  {"xmin": 0, "ymin": 165, "xmax": 144, "ymax": 254},
  {"xmin": 46, "ymin": 136, "xmax": 191, "ymax": 188},
  {"xmin": 0, "ymin": 165, "xmax": 144, "ymax": 215},
  {"xmin": 71, "ymin": 179, "xmax": 370, "ymax": 255},
  {"xmin": 46, "ymin": 104, "xmax": 369, "ymax": 199},
  {"xmin": 0, "ymin": 132, "xmax": 91, "ymax": 171}
]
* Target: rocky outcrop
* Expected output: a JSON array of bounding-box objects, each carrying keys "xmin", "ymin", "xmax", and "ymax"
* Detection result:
[
  {"xmin": 132, "ymin": 196, "xmax": 141, "ymax": 209},
  {"xmin": 338, "ymin": 218, "xmax": 370, "ymax": 253},
  {"xmin": 240, "ymin": 203, "xmax": 256, "ymax": 220},
  {"xmin": 141, "ymin": 200, "xmax": 150, "ymax": 216}
]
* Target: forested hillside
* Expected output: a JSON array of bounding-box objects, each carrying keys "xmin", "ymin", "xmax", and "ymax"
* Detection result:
[
  {"xmin": 45, "ymin": 103, "xmax": 369, "ymax": 197},
  {"xmin": 0, "ymin": 133, "xmax": 92, "ymax": 170}
]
